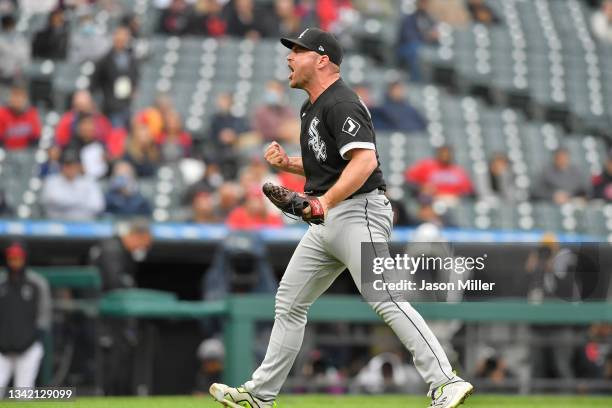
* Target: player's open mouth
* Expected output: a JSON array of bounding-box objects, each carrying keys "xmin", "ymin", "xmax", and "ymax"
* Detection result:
[{"xmin": 288, "ymin": 65, "xmax": 294, "ymax": 80}]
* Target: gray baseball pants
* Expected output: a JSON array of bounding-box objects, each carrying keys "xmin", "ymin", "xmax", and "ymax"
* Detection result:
[{"xmin": 244, "ymin": 190, "xmax": 457, "ymax": 399}]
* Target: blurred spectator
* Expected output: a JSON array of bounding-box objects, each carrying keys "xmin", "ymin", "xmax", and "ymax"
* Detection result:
[
  {"xmin": 188, "ymin": 0, "xmax": 227, "ymax": 36},
  {"xmin": 573, "ymin": 323, "xmax": 612, "ymax": 379},
  {"xmin": 296, "ymin": 349, "xmax": 345, "ymax": 393},
  {"xmin": 526, "ymin": 234, "xmax": 580, "ymax": 380},
  {"xmin": 158, "ymin": 0, "xmax": 191, "ymax": 35},
  {"xmin": 193, "ymin": 338, "xmax": 225, "ymax": 394},
  {"xmin": 91, "ymin": 26, "xmax": 139, "ymax": 129},
  {"xmin": 409, "ymin": 194, "xmax": 455, "ymax": 227},
  {"xmin": 19, "ymin": 0, "xmax": 57, "ymax": 15},
  {"xmin": 159, "ymin": 110, "xmax": 192, "ymax": 162},
  {"xmin": 428, "ymin": 0, "xmax": 469, "ymax": 28},
  {"xmin": 353, "ymin": 352, "xmax": 414, "ymax": 394},
  {"xmin": 207, "ymin": 93, "xmax": 248, "ymax": 178},
  {"xmin": 90, "ymin": 218, "xmax": 152, "ymax": 292},
  {"xmin": 353, "ymin": 82, "xmax": 375, "ymax": 109},
  {"xmin": 474, "ymin": 349, "xmax": 513, "ymax": 385},
  {"xmin": 39, "ymin": 145, "xmax": 62, "ymax": 178},
  {"xmin": 525, "ymin": 233, "xmax": 580, "ymax": 303},
  {"xmin": 123, "ymin": 121, "xmax": 161, "ymax": 178},
  {"xmin": 225, "ymin": 0, "xmax": 273, "ymax": 39},
  {"xmin": 293, "ymin": 0, "xmax": 319, "ymax": 28},
  {"xmin": 0, "ymin": 0, "xmax": 16, "ymax": 15},
  {"xmin": 276, "ymin": 115, "xmax": 301, "ymax": 147},
  {"xmin": 252, "ymin": 80, "xmax": 295, "ymax": 142},
  {"xmin": 467, "ymin": 0, "xmax": 501, "ymax": 26},
  {"xmin": 532, "ymin": 148, "xmax": 591, "ymax": 204},
  {"xmin": 0, "ymin": 15, "xmax": 30, "ymax": 87},
  {"xmin": 190, "ymin": 190, "xmax": 221, "ymax": 223},
  {"xmin": 217, "ymin": 181, "xmax": 242, "ymax": 218},
  {"xmin": 41, "ymin": 149, "xmax": 104, "ymax": 220},
  {"xmin": 226, "ymin": 187, "xmax": 283, "ymax": 229},
  {"xmin": 0, "ymin": 242, "xmax": 51, "ymax": 398},
  {"xmin": 0, "ymin": 83, "xmax": 41, "ymax": 150},
  {"xmin": 135, "ymin": 93, "xmax": 175, "ymax": 143},
  {"xmin": 405, "ymin": 145, "xmax": 473, "ymax": 202},
  {"xmin": 120, "ymin": 13, "xmax": 148, "ymax": 60},
  {"xmin": 32, "ymin": 8, "xmax": 69, "ymax": 60},
  {"xmin": 239, "ymin": 157, "xmax": 280, "ymax": 194},
  {"xmin": 183, "ymin": 162, "xmax": 225, "ymax": 204},
  {"xmin": 316, "ymin": 0, "xmax": 355, "ymax": 33},
  {"xmin": 486, "ymin": 152, "xmax": 516, "ymax": 202},
  {"xmin": 69, "ymin": 6, "xmax": 111, "ymax": 64},
  {"xmin": 272, "ymin": 0, "xmax": 305, "ymax": 38},
  {"xmin": 396, "ymin": 0, "xmax": 438, "ymax": 81},
  {"xmin": 0, "ymin": 189, "xmax": 12, "ymax": 216},
  {"xmin": 372, "ymin": 80, "xmax": 427, "ymax": 132},
  {"xmin": 68, "ymin": 114, "xmax": 109, "ymax": 179},
  {"xmin": 591, "ymin": 0, "xmax": 612, "ymax": 43},
  {"xmin": 105, "ymin": 161, "xmax": 152, "ymax": 216},
  {"xmin": 55, "ymin": 89, "xmax": 112, "ymax": 149},
  {"xmin": 593, "ymin": 152, "xmax": 612, "ymax": 201},
  {"xmin": 120, "ymin": 13, "xmax": 141, "ymax": 38},
  {"xmin": 209, "ymin": 93, "xmax": 250, "ymax": 141}
]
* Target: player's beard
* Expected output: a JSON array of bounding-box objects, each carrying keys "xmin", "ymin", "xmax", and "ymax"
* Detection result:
[{"xmin": 290, "ymin": 68, "xmax": 312, "ymax": 90}]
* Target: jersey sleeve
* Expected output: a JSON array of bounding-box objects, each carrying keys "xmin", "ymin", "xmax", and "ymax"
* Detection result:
[{"xmin": 327, "ymin": 101, "xmax": 376, "ymax": 160}]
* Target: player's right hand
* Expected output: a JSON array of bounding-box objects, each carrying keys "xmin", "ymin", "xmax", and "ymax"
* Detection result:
[{"xmin": 264, "ymin": 141, "xmax": 289, "ymax": 170}]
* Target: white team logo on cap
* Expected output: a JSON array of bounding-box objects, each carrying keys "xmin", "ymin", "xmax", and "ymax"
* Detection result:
[
  {"xmin": 298, "ymin": 29, "xmax": 309, "ymax": 39},
  {"xmin": 318, "ymin": 46, "xmax": 324, "ymax": 51},
  {"xmin": 342, "ymin": 117, "xmax": 361, "ymax": 137}
]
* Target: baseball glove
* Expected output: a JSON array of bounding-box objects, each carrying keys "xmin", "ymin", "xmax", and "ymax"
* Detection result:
[{"xmin": 262, "ymin": 182, "xmax": 325, "ymax": 225}]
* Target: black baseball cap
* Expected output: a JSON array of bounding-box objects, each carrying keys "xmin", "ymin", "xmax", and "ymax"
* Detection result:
[
  {"xmin": 60, "ymin": 149, "xmax": 81, "ymax": 164},
  {"xmin": 280, "ymin": 28, "xmax": 343, "ymax": 66}
]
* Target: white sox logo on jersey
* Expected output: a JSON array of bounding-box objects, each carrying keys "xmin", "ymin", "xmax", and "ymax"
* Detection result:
[{"xmin": 308, "ymin": 117, "xmax": 327, "ymax": 162}]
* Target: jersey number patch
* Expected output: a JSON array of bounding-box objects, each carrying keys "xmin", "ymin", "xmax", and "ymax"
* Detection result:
[{"xmin": 342, "ymin": 117, "xmax": 361, "ymax": 137}]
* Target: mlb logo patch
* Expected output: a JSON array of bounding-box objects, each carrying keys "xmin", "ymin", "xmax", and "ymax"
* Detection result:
[{"xmin": 342, "ymin": 117, "xmax": 361, "ymax": 137}]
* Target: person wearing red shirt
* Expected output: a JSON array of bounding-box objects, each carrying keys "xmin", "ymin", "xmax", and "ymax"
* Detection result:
[
  {"xmin": 0, "ymin": 85, "xmax": 41, "ymax": 150},
  {"xmin": 405, "ymin": 145, "xmax": 473, "ymax": 201},
  {"xmin": 226, "ymin": 188, "xmax": 283, "ymax": 230},
  {"xmin": 55, "ymin": 90, "xmax": 112, "ymax": 148}
]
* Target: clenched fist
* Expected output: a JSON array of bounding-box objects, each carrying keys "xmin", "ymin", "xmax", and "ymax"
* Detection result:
[{"xmin": 264, "ymin": 141, "xmax": 289, "ymax": 170}]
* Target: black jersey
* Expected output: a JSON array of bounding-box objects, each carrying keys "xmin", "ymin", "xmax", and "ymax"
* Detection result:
[{"xmin": 299, "ymin": 78, "xmax": 386, "ymax": 196}]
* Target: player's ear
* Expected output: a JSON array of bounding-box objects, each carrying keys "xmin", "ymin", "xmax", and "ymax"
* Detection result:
[{"xmin": 318, "ymin": 54, "xmax": 330, "ymax": 69}]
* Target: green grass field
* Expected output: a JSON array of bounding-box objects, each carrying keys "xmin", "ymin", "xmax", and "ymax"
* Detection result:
[{"xmin": 3, "ymin": 395, "xmax": 612, "ymax": 408}]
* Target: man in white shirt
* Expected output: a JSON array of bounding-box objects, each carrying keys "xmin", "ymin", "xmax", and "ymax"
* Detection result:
[{"xmin": 41, "ymin": 149, "xmax": 104, "ymax": 221}]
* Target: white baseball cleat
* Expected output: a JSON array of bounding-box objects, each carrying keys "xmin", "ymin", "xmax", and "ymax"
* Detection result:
[
  {"xmin": 209, "ymin": 383, "xmax": 277, "ymax": 408},
  {"xmin": 428, "ymin": 380, "xmax": 474, "ymax": 407}
]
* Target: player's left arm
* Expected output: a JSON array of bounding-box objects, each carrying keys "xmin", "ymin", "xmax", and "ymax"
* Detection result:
[
  {"xmin": 320, "ymin": 148, "xmax": 377, "ymax": 210},
  {"xmin": 320, "ymin": 101, "xmax": 379, "ymax": 211}
]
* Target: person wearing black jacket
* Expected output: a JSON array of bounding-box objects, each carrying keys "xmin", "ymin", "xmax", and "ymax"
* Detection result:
[
  {"xmin": 90, "ymin": 218, "xmax": 152, "ymax": 292},
  {"xmin": 0, "ymin": 242, "xmax": 51, "ymax": 396},
  {"xmin": 32, "ymin": 8, "xmax": 69, "ymax": 60},
  {"xmin": 91, "ymin": 26, "xmax": 139, "ymax": 130},
  {"xmin": 89, "ymin": 219, "xmax": 152, "ymax": 395}
]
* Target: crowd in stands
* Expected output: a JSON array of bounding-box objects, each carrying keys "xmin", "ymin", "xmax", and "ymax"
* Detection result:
[{"xmin": 0, "ymin": 0, "xmax": 610, "ymax": 232}]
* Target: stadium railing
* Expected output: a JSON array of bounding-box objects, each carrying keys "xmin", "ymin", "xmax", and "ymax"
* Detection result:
[{"xmin": 97, "ymin": 293, "xmax": 612, "ymax": 388}]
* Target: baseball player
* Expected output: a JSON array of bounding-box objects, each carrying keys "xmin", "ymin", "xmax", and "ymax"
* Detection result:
[{"xmin": 210, "ymin": 28, "xmax": 473, "ymax": 408}]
